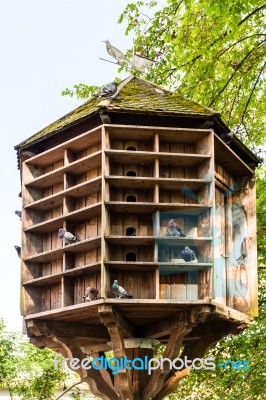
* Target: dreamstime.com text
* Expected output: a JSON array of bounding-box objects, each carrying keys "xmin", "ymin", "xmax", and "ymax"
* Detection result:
[{"xmin": 54, "ymin": 354, "xmax": 249, "ymax": 375}]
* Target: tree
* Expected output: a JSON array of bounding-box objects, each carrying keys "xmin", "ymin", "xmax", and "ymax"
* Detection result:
[
  {"xmin": 0, "ymin": 319, "xmax": 92, "ymax": 399},
  {"xmin": 118, "ymin": 0, "xmax": 266, "ymax": 153}
]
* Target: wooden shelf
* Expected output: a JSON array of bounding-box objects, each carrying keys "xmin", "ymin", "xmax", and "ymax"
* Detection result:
[
  {"xmin": 25, "ymin": 151, "xmax": 102, "ymax": 188},
  {"xmin": 105, "ymin": 236, "xmax": 155, "ymax": 245},
  {"xmin": 105, "ymin": 201, "xmax": 212, "ymax": 214},
  {"xmin": 23, "ymin": 262, "xmax": 101, "ymax": 286},
  {"xmin": 25, "ymin": 176, "xmax": 102, "ymax": 210},
  {"xmin": 106, "ymin": 176, "xmax": 210, "ymax": 190},
  {"xmin": 24, "ymin": 203, "xmax": 102, "ymax": 233},
  {"xmin": 25, "ymin": 126, "xmax": 101, "ymax": 167},
  {"xmin": 106, "ymin": 124, "xmax": 210, "ymax": 143},
  {"xmin": 159, "ymin": 262, "xmax": 213, "ymax": 272},
  {"xmin": 106, "ymin": 149, "xmax": 211, "ymax": 167},
  {"xmin": 156, "ymin": 237, "xmax": 213, "ymax": 246},
  {"xmin": 24, "ymin": 237, "xmax": 101, "ymax": 263},
  {"xmin": 104, "ymin": 261, "xmax": 157, "ymax": 271}
]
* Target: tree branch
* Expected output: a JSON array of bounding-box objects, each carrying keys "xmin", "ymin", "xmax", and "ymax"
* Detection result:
[
  {"xmin": 239, "ymin": 4, "xmax": 266, "ymax": 26},
  {"xmin": 240, "ymin": 60, "xmax": 266, "ymax": 125}
]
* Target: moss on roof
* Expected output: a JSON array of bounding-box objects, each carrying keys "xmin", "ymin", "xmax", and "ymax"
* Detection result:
[{"xmin": 16, "ymin": 76, "xmax": 219, "ymax": 149}]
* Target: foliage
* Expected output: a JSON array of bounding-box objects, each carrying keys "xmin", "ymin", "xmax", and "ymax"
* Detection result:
[
  {"xmin": 0, "ymin": 320, "xmax": 90, "ymax": 399},
  {"xmin": 119, "ymin": 0, "xmax": 266, "ymax": 155},
  {"xmin": 164, "ymin": 267, "xmax": 266, "ymax": 400},
  {"xmin": 256, "ymin": 164, "xmax": 266, "ymax": 266},
  {"xmin": 61, "ymin": 84, "xmax": 100, "ymax": 101}
]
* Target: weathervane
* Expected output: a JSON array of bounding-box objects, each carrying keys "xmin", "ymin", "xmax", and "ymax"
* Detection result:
[{"xmin": 100, "ymin": 39, "xmax": 153, "ymax": 72}]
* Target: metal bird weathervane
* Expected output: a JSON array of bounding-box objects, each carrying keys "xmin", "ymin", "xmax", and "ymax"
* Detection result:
[{"xmin": 102, "ymin": 39, "xmax": 153, "ymax": 73}]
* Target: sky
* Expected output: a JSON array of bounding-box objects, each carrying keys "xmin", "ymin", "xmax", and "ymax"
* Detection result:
[{"xmin": 0, "ymin": 0, "xmax": 135, "ymax": 332}]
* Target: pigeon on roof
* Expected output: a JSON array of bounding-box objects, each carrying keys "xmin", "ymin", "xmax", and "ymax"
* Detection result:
[
  {"xmin": 95, "ymin": 82, "xmax": 118, "ymax": 98},
  {"xmin": 103, "ymin": 40, "xmax": 135, "ymax": 69}
]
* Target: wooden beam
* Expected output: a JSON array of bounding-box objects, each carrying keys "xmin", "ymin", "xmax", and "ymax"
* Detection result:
[
  {"xmin": 53, "ymin": 336, "xmax": 119, "ymax": 400},
  {"xmin": 142, "ymin": 305, "xmax": 212, "ymax": 339},
  {"xmin": 26, "ymin": 319, "xmax": 109, "ymax": 341},
  {"xmin": 99, "ymin": 304, "xmax": 134, "ymax": 400},
  {"xmin": 98, "ymin": 304, "xmax": 135, "ymax": 338},
  {"xmin": 153, "ymin": 368, "xmax": 190, "ymax": 400},
  {"xmin": 142, "ymin": 324, "xmax": 192, "ymax": 400}
]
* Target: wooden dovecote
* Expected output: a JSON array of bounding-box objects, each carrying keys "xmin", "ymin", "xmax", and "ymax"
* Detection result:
[{"xmin": 15, "ymin": 76, "xmax": 260, "ymax": 400}]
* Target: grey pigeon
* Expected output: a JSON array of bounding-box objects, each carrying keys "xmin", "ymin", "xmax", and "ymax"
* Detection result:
[
  {"xmin": 181, "ymin": 246, "xmax": 196, "ymax": 263},
  {"xmin": 83, "ymin": 287, "xmax": 100, "ymax": 302},
  {"xmin": 15, "ymin": 210, "xmax": 22, "ymax": 220},
  {"xmin": 199, "ymin": 120, "xmax": 214, "ymax": 129},
  {"xmin": 14, "ymin": 245, "xmax": 21, "ymax": 258},
  {"xmin": 220, "ymin": 130, "xmax": 235, "ymax": 144},
  {"xmin": 103, "ymin": 39, "xmax": 135, "ymax": 68},
  {"xmin": 58, "ymin": 228, "xmax": 78, "ymax": 245},
  {"xmin": 111, "ymin": 280, "xmax": 133, "ymax": 299},
  {"xmin": 96, "ymin": 82, "xmax": 118, "ymax": 98},
  {"xmin": 166, "ymin": 219, "xmax": 186, "ymax": 237}
]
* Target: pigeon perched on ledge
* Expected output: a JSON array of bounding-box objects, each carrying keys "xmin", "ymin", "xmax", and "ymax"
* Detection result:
[
  {"xmin": 14, "ymin": 245, "xmax": 21, "ymax": 258},
  {"xmin": 181, "ymin": 246, "xmax": 196, "ymax": 263},
  {"xmin": 96, "ymin": 82, "xmax": 118, "ymax": 98},
  {"xmin": 83, "ymin": 287, "xmax": 103, "ymax": 302},
  {"xmin": 15, "ymin": 210, "xmax": 22, "ymax": 220},
  {"xmin": 166, "ymin": 219, "xmax": 186, "ymax": 237},
  {"xmin": 111, "ymin": 280, "xmax": 133, "ymax": 299},
  {"xmin": 220, "ymin": 130, "xmax": 235, "ymax": 144},
  {"xmin": 58, "ymin": 228, "xmax": 79, "ymax": 245}
]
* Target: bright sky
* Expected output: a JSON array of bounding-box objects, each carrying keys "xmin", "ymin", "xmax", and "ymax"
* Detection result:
[{"xmin": 0, "ymin": 0, "xmax": 134, "ymax": 332}]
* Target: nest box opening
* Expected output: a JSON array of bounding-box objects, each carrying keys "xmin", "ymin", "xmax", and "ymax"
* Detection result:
[
  {"xmin": 126, "ymin": 194, "xmax": 137, "ymax": 202},
  {"xmin": 126, "ymin": 146, "xmax": 137, "ymax": 151},
  {"xmin": 126, "ymin": 227, "xmax": 136, "ymax": 236},
  {"xmin": 126, "ymin": 170, "xmax": 137, "ymax": 176},
  {"xmin": 126, "ymin": 252, "xmax": 137, "ymax": 261}
]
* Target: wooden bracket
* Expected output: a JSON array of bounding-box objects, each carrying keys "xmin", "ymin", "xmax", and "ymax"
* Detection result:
[{"xmin": 99, "ymin": 304, "xmax": 134, "ymax": 400}]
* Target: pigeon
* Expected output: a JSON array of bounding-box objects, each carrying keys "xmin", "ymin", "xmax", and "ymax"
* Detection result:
[
  {"xmin": 181, "ymin": 246, "xmax": 196, "ymax": 263},
  {"xmin": 15, "ymin": 210, "xmax": 22, "ymax": 220},
  {"xmin": 199, "ymin": 120, "xmax": 214, "ymax": 129},
  {"xmin": 166, "ymin": 219, "xmax": 186, "ymax": 237},
  {"xmin": 96, "ymin": 82, "xmax": 118, "ymax": 98},
  {"xmin": 58, "ymin": 228, "xmax": 79, "ymax": 245},
  {"xmin": 14, "ymin": 245, "xmax": 21, "ymax": 258},
  {"xmin": 220, "ymin": 130, "xmax": 235, "ymax": 144},
  {"xmin": 83, "ymin": 287, "xmax": 100, "ymax": 302},
  {"xmin": 103, "ymin": 40, "xmax": 135, "ymax": 68},
  {"xmin": 198, "ymin": 214, "xmax": 210, "ymax": 237},
  {"xmin": 111, "ymin": 280, "xmax": 133, "ymax": 299}
]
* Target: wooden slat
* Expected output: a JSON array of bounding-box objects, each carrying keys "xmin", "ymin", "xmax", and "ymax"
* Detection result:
[
  {"xmin": 25, "ymin": 177, "xmax": 101, "ymax": 210},
  {"xmin": 25, "ymin": 151, "xmax": 102, "ymax": 188},
  {"xmin": 106, "ymin": 201, "xmax": 212, "ymax": 214},
  {"xmin": 24, "ymin": 203, "xmax": 101, "ymax": 233},
  {"xmin": 23, "ymin": 263, "xmax": 101, "ymax": 287},
  {"xmin": 106, "ymin": 149, "xmax": 211, "ymax": 166},
  {"xmin": 24, "ymin": 237, "xmax": 101, "ymax": 263},
  {"xmin": 25, "ymin": 127, "xmax": 102, "ymax": 167}
]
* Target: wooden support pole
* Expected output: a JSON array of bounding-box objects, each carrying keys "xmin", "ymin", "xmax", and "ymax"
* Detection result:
[
  {"xmin": 99, "ymin": 304, "xmax": 134, "ymax": 400},
  {"xmin": 142, "ymin": 324, "xmax": 192, "ymax": 400},
  {"xmin": 52, "ymin": 336, "xmax": 120, "ymax": 400}
]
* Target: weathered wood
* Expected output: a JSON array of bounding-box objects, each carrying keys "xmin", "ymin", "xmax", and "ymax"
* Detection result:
[
  {"xmin": 142, "ymin": 324, "xmax": 192, "ymax": 400},
  {"xmin": 153, "ymin": 368, "xmax": 190, "ymax": 400},
  {"xmin": 99, "ymin": 305, "xmax": 134, "ymax": 400}
]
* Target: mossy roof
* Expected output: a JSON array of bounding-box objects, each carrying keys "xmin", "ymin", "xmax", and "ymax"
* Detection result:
[{"xmin": 16, "ymin": 75, "xmax": 220, "ymax": 149}]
